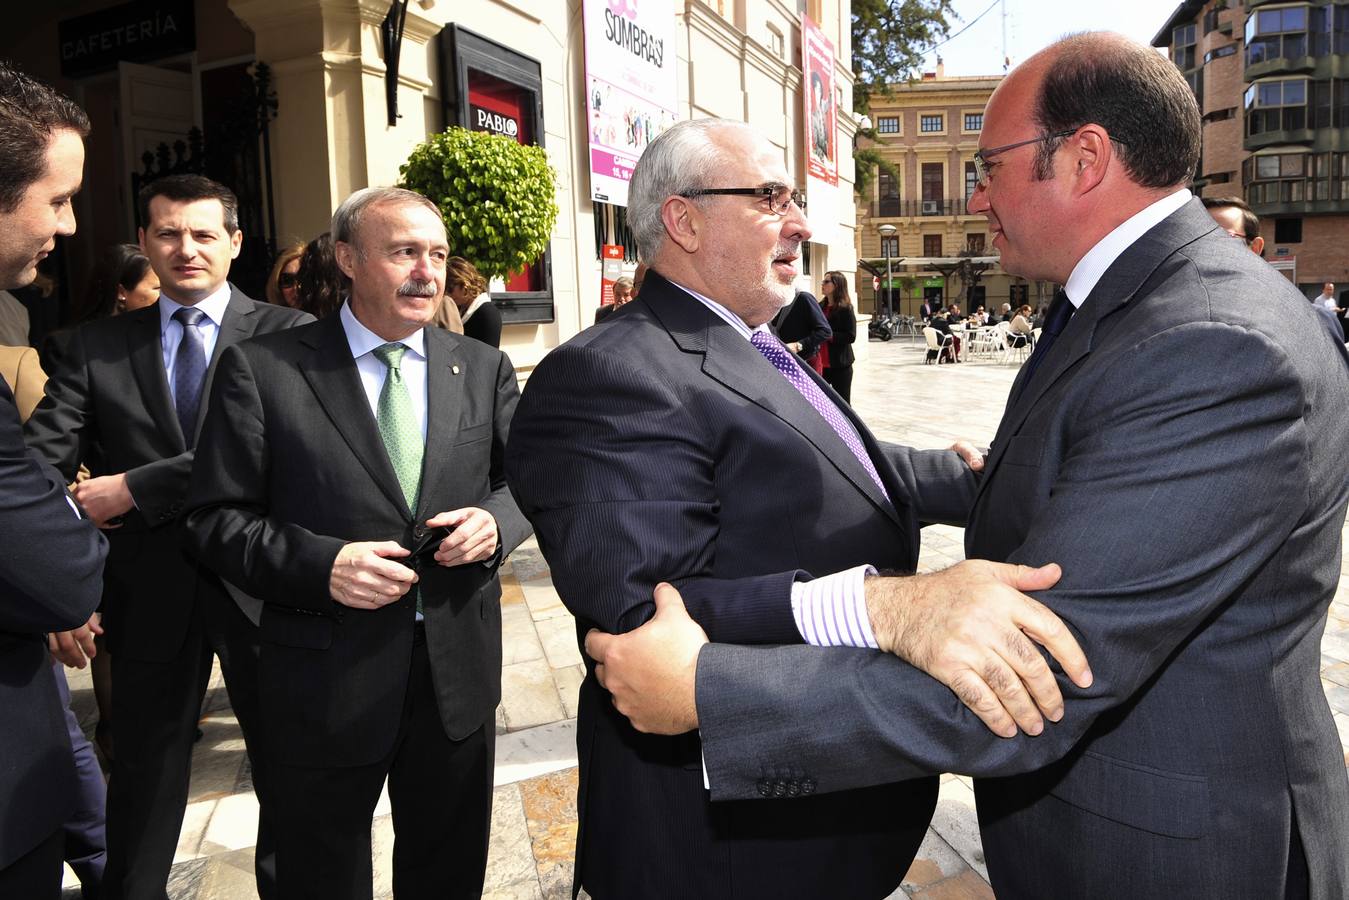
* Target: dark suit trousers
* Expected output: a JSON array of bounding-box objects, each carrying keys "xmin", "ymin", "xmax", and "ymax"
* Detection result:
[
  {"xmin": 822, "ymin": 365, "xmax": 853, "ymax": 404},
  {"xmin": 270, "ymin": 634, "xmax": 494, "ymax": 900},
  {"xmin": 104, "ymin": 590, "xmax": 274, "ymax": 900},
  {"xmin": 54, "ymin": 662, "xmax": 106, "ymax": 895},
  {"xmin": 0, "ymin": 828, "xmax": 63, "ymax": 900}
]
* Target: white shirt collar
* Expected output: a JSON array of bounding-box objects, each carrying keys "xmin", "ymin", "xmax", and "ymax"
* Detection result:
[
  {"xmin": 339, "ymin": 300, "xmax": 427, "ymax": 360},
  {"xmin": 158, "ymin": 281, "xmax": 232, "ymax": 330},
  {"xmin": 666, "ymin": 280, "xmax": 774, "ymax": 339},
  {"xmin": 1063, "ymin": 188, "xmax": 1191, "ymax": 309}
]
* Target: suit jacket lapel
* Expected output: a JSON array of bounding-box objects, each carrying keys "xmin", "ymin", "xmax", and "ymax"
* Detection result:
[
  {"xmin": 299, "ymin": 315, "xmax": 410, "ymax": 517},
  {"xmin": 975, "ymin": 198, "xmax": 1218, "ymax": 503},
  {"xmin": 644, "ymin": 274, "xmax": 901, "ymax": 526},
  {"xmin": 126, "ymin": 303, "xmax": 183, "ymax": 448},
  {"xmin": 195, "ymin": 286, "xmax": 258, "ymax": 441},
  {"xmin": 416, "ymin": 328, "xmax": 464, "ymax": 521}
]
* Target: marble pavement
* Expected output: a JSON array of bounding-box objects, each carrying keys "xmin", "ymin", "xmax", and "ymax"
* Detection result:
[{"xmin": 57, "ymin": 334, "xmax": 1349, "ymax": 899}]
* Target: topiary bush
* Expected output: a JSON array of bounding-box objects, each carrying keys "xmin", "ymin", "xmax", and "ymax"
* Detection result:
[{"xmin": 399, "ymin": 127, "xmax": 559, "ymax": 281}]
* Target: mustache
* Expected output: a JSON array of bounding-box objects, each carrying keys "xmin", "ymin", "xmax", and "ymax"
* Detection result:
[
  {"xmin": 397, "ymin": 279, "xmax": 439, "ymax": 298},
  {"xmin": 774, "ymin": 241, "xmax": 802, "ymax": 260}
]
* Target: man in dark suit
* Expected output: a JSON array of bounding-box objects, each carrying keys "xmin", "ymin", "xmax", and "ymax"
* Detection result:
[
  {"xmin": 588, "ymin": 34, "xmax": 1349, "ymax": 899},
  {"xmin": 0, "ymin": 62, "xmax": 107, "ymax": 900},
  {"xmin": 506, "ymin": 118, "xmax": 1090, "ymax": 900},
  {"xmin": 183, "ymin": 186, "xmax": 530, "ymax": 900},
  {"xmin": 25, "ymin": 174, "xmax": 313, "ymax": 899}
]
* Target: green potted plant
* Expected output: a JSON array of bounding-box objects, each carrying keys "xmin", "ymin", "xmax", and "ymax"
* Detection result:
[{"xmin": 399, "ymin": 127, "xmax": 559, "ymax": 281}]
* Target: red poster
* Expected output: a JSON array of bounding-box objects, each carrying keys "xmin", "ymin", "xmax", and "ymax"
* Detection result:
[
  {"xmin": 802, "ymin": 15, "xmax": 837, "ymax": 187},
  {"xmin": 600, "ymin": 244, "xmax": 624, "ymax": 305}
]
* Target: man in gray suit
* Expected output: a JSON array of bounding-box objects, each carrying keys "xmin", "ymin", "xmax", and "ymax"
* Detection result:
[{"xmin": 588, "ymin": 32, "xmax": 1349, "ymax": 898}]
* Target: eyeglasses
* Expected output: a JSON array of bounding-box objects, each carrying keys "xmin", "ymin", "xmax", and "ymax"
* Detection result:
[
  {"xmin": 679, "ymin": 184, "xmax": 806, "ymax": 216},
  {"xmin": 972, "ymin": 129, "xmax": 1078, "ymax": 187},
  {"xmin": 278, "ymin": 273, "xmax": 298, "ymax": 290}
]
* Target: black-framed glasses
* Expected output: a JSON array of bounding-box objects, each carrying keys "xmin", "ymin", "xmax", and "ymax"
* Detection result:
[
  {"xmin": 679, "ymin": 184, "xmax": 806, "ymax": 216},
  {"xmin": 972, "ymin": 129, "xmax": 1078, "ymax": 187}
]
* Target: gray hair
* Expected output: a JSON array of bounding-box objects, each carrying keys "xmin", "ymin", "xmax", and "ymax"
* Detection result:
[
  {"xmin": 331, "ymin": 186, "xmax": 442, "ymax": 251},
  {"xmin": 627, "ymin": 118, "xmax": 758, "ymax": 262},
  {"xmin": 613, "ymin": 276, "xmax": 633, "ymax": 291}
]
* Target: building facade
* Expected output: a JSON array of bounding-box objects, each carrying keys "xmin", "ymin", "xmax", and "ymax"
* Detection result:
[
  {"xmin": 1155, "ymin": 0, "xmax": 1349, "ymax": 294},
  {"xmin": 853, "ymin": 68, "xmax": 1053, "ymax": 320},
  {"xmin": 2, "ymin": 0, "xmax": 861, "ymax": 370}
]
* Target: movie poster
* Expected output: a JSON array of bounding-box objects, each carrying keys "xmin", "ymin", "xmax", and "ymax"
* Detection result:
[
  {"xmin": 802, "ymin": 14, "xmax": 837, "ymax": 186},
  {"xmin": 582, "ymin": 0, "xmax": 679, "ymax": 207}
]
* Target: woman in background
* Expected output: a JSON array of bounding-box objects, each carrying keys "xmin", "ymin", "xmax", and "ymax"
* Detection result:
[
  {"xmin": 448, "ymin": 257, "xmax": 502, "ymax": 348},
  {"xmin": 820, "ymin": 271, "xmax": 857, "ymax": 403},
  {"xmin": 265, "ymin": 242, "xmax": 306, "ymax": 308},
  {"xmin": 66, "ymin": 243, "xmax": 159, "ymax": 326},
  {"xmin": 294, "ymin": 232, "xmax": 345, "ymax": 319}
]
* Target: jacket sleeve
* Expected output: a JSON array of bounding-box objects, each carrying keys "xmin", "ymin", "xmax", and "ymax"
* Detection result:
[
  {"xmin": 697, "ymin": 324, "xmax": 1315, "ymax": 799},
  {"xmin": 476, "ymin": 350, "xmax": 531, "ymax": 563},
  {"xmin": 505, "ymin": 343, "xmax": 802, "ymax": 644},
  {"xmin": 0, "ymin": 393, "xmax": 106, "ymax": 633}
]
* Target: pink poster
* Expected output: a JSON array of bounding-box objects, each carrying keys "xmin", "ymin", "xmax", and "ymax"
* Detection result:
[{"xmin": 802, "ymin": 14, "xmax": 838, "ymax": 187}]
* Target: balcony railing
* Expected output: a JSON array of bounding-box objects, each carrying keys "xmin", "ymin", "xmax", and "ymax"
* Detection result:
[{"xmin": 871, "ymin": 198, "xmax": 967, "ymax": 218}]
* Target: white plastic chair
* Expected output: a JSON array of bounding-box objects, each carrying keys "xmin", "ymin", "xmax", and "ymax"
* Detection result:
[{"xmin": 923, "ymin": 327, "xmax": 953, "ymax": 364}]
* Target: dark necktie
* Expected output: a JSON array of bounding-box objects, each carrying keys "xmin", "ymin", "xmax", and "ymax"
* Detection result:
[
  {"xmin": 173, "ymin": 306, "xmax": 208, "ymax": 446},
  {"xmin": 1017, "ymin": 289, "xmax": 1075, "ymax": 399},
  {"xmin": 750, "ymin": 330, "xmax": 890, "ymax": 500}
]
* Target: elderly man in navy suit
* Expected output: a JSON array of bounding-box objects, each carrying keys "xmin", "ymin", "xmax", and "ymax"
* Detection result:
[
  {"xmin": 589, "ymin": 32, "xmax": 1349, "ymax": 900},
  {"xmin": 0, "ymin": 62, "xmax": 107, "ymax": 900},
  {"xmin": 506, "ymin": 116, "xmax": 1091, "ymax": 899}
]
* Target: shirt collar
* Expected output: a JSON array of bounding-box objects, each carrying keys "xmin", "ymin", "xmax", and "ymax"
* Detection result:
[
  {"xmin": 158, "ymin": 281, "xmax": 232, "ymax": 331},
  {"xmin": 1063, "ymin": 188, "xmax": 1191, "ymax": 309},
  {"xmin": 666, "ymin": 280, "xmax": 775, "ymax": 339},
  {"xmin": 339, "ymin": 300, "xmax": 427, "ymax": 360}
]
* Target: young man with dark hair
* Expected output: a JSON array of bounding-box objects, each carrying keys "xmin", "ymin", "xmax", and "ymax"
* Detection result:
[
  {"xmin": 26, "ymin": 172, "xmax": 313, "ymax": 899},
  {"xmin": 0, "ymin": 61, "xmax": 106, "ymax": 900}
]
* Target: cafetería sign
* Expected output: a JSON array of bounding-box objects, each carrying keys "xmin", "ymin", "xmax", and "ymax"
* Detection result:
[{"xmin": 59, "ymin": 0, "xmax": 196, "ymax": 79}]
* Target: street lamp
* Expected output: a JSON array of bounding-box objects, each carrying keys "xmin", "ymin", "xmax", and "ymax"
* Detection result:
[{"xmin": 878, "ymin": 223, "xmax": 897, "ymax": 321}]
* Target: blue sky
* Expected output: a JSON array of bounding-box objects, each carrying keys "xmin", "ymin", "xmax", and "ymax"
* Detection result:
[{"xmin": 923, "ymin": 0, "xmax": 1185, "ymax": 77}]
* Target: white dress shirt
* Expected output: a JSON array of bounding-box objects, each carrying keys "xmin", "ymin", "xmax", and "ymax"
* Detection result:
[
  {"xmin": 339, "ymin": 301, "xmax": 429, "ymax": 440},
  {"xmin": 1063, "ymin": 188, "xmax": 1191, "ymax": 308},
  {"xmin": 158, "ymin": 283, "xmax": 232, "ymax": 407}
]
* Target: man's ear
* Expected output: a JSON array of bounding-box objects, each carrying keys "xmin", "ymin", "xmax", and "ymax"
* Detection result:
[
  {"xmin": 334, "ymin": 241, "xmax": 358, "ymax": 279},
  {"xmin": 1250, "ymin": 235, "xmax": 1265, "ymax": 256},
  {"xmin": 230, "ymin": 228, "xmax": 244, "ymax": 260},
  {"xmin": 661, "ymin": 196, "xmax": 702, "ymax": 254},
  {"xmin": 1067, "ymin": 125, "xmax": 1112, "ymax": 194}
]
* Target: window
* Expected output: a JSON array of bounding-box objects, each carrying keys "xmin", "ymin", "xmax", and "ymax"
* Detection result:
[
  {"xmin": 766, "ymin": 25, "xmax": 785, "ymax": 59},
  {"xmin": 1204, "ymin": 44, "xmax": 1237, "ymax": 63},
  {"xmin": 965, "ymin": 160, "xmax": 978, "ymax": 202},
  {"xmin": 1206, "ymin": 172, "xmax": 1232, "ymax": 184},
  {"xmin": 966, "ymin": 233, "xmax": 986, "ymax": 253},
  {"xmin": 921, "ymin": 163, "xmax": 943, "ymax": 205},
  {"xmin": 1245, "ymin": 78, "xmax": 1309, "ymax": 135},
  {"xmin": 1204, "ymin": 9, "xmax": 1220, "ymax": 34},
  {"xmin": 963, "ymin": 112, "xmax": 983, "ymax": 132},
  {"xmin": 877, "ymin": 169, "xmax": 900, "ymax": 217},
  {"xmin": 923, "ymin": 234, "xmax": 943, "ymax": 257},
  {"xmin": 1274, "ymin": 218, "xmax": 1303, "ymax": 242},
  {"xmin": 876, "ymin": 116, "xmax": 900, "ymax": 134},
  {"xmin": 1203, "ymin": 106, "xmax": 1237, "ymax": 123},
  {"xmin": 880, "ymin": 235, "xmax": 899, "ymax": 257},
  {"xmin": 1246, "ymin": 5, "xmax": 1309, "ymax": 65},
  {"xmin": 1172, "ymin": 23, "xmax": 1197, "ymax": 71},
  {"xmin": 920, "ymin": 114, "xmax": 943, "ymax": 133}
]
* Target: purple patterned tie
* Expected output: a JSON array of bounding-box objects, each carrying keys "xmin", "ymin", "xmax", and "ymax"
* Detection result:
[{"xmin": 750, "ymin": 330, "xmax": 890, "ymax": 500}]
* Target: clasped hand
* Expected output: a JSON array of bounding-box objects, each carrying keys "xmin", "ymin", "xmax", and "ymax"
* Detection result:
[{"xmin": 585, "ymin": 561, "xmax": 1093, "ymax": 738}]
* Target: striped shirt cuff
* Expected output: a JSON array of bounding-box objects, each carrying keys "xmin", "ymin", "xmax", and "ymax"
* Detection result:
[{"xmin": 791, "ymin": 564, "xmax": 879, "ymax": 649}]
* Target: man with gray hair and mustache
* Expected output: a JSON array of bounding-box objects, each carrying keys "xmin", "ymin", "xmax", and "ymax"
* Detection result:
[
  {"xmin": 506, "ymin": 118, "xmax": 1090, "ymax": 899},
  {"xmin": 184, "ymin": 186, "xmax": 530, "ymax": 900}
]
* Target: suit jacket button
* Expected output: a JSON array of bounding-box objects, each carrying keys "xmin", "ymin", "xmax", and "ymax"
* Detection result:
[
  {"xmin": 787, "ymin": 781, "xmax": 800, "ymax": 797},
  {"xmin": 801, "ymin": 778, "xmax": 816, "ymax": 795},
  {"xmin": 756, "ymin": 779, "xmax": 771, "ymax": 797},
  {"xmin": 772, "ymin": 780, "xmax": 787, "ymax": 797},
  {"xmin": 412, "ymin": 525, "xmax": 428, "ymax": 540}
]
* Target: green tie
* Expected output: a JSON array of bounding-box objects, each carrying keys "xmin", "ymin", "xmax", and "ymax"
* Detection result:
[
  {"xmin": 373, "ymin": 342, "xmax": 424, "ymax": 615},
  {"xmin": 372, "ymin": 342, "xmax": 423, "ymax": 512}
]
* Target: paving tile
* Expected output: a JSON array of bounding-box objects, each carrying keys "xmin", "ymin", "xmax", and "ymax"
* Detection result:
[
  {"xmin": 520, "ymin": 769, "xmax": 579, "ymax": 900},
  {"xmin": 486, "ymin": 783, "xmax": 540, "ymax": 891},
  {"xmin": 521, "ymin": 577, "xmax": 571, "ymax": 622},
  {"xmin": 510, "ymin": 542, "xmax": 553, "ymax": 583},
  {"xmin": 500, "ymin": 658, "xmax": 567, "ymax": 731},
  {"xmin": 502, "ymin": 601, "xmax": 546, "ymax": 666},
  {"xmin": 929, "ymin": 777, "xmax": 987, "ymax": 881},
  {"xmin": 201, "ymin": 792, "xmax": 261, "ymax": 853},
  {"xmin": 174, "ymin": 798, "xmax": 216, "ymax": 862},
  {"xmin": 536, "ymin": 615, "xmax": 583, "ymax": 669},
  {"xmin": 372, "ymin": 810, "xmax": 395, "ymax": 899},
  {"xmin": 165, "ymin": 856, "xmax": 210, "ymax": 900},
  {"xmin": 1324, "ymin": 681, "xmax": 1349, "ymax": 716},
  {"xmin": 501, "ymin": 575, "xmax": 527, "ymax": 608},
  {"xmin": 903, "ymin": 828, "xmax": 972, "ymax": 890},
  {"xmin": 908, "ymin": 868, "xmax": 997, "ymax": 900},
  {"xmin": 553, "ymin": 663, "xmax": 586, "ymax": 720},
  {"xmin": 196, "ymin": 847, "xmax": 264, "ymax": 900},
  {"xmin": 495, "ymin": 720, "xmax": 578, "ymax": 786}
]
